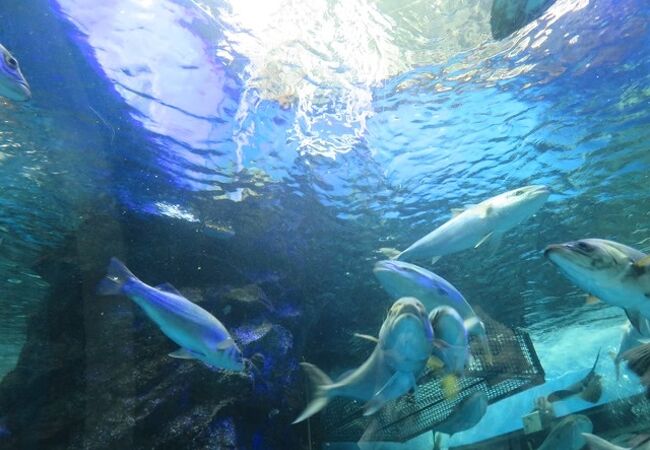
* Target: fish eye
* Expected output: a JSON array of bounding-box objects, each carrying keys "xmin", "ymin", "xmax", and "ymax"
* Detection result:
[
  {"xmin": 4, "ymin": 54, "xmax": 18, "ymax": 70},
  {"xmin": 514, "ymin": 190, "xmax": 523, "ymax": 196},
  {"xmin": 576, "ymin": 242, "xmax": 593, "ymax": 252}
]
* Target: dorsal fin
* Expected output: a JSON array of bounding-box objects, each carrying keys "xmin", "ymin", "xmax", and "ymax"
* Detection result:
[
  {"xmin": 353, "ymin": 333, "xmax": 379, "ymax": 344},
  {"xmin": 474, "ymin": 232, "xmax": 493, "ymax": 249},
  {"xmin": 156, "ymin": 282, "xmax": 182, "ymax": 296}
]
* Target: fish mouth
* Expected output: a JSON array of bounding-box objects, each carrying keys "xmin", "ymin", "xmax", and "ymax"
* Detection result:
[
  {"xmin": 526, "ymin": 185, "xmax": 551, "ymax": 198},
  {"xmin": 373, "ymin": 260, "xmax": 396, "ymax": 273},
  {"xmin": 543, "ymin": 243, "xmax": 566, "ymax": 259},
  {"xmin": 1, "ymin": 80, "xmax": 31, "ymax": 102}
]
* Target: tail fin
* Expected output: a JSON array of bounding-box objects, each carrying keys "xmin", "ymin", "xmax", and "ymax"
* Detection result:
[
  {"xmin": 622, "ymin": 343, "xmax": 650, "ymax": 380},
  {"xmin": 292, "ymin": 362, "xmax": 333, "ymax": 424},
  {"xmin": 581, "ymin": 433, "xmax": 626, "ymax": 450},
  {"xmin": 97, "ymin": 257, "xmax": 136, "ymax": 296}
]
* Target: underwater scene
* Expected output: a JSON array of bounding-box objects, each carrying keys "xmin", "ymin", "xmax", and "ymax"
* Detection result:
[{"xmin": 1, "ymin": 0, "xmax": 650, "ymax": 449}]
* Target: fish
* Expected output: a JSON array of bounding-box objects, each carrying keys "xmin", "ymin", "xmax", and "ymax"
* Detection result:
[
  {"xmin": 611, "ymin": 321, "xmax": 649, "ymax": 380},
  {"xmin": 583, "ymin": 432, "xmax": 650, "ymax": 450},
  {"xmin": 544, "ymin": 239, "xmax": 650, "ymax": 333},
  {"xmin": 537, "ymin": 415, "xmax": 593, "ymax": 450},
  {"xmin": 429, "ymin": 306, "xmax": 472, "ymax": 377},
  {"xmin": 0, "ymin": 43, "xmax": 30, "ymax": 101},
  {"xmin": 292, "ymin": 297, "xmax": 433, "ymax": 423},
  {"xmin": 433, "ymin": 391, "xmax": 488, "ymax": 436},
  {"xmin": 547, "ymin": 351, "xmax": 602, "ymax": 403},
  {"xmin": 392, "ymin": 185, "xmax": 549, "ymax": 265},
  {"xmin": 621, "ymin": 342, "xmax": 650, "ymax": 395},
  {"xmin": 373, "ymin": 260, "xmax": 492, "ymax": 364},
  {"xmin": 373, "ymin": 260, "xmax": 485, "ymax": 339},
  {"xmin": 97, "ymin": 257, "xmax": 244, "ymax": 371}
]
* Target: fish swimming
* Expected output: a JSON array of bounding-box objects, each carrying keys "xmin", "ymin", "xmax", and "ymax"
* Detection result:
[
  {"xmin": 373, "ymin": 260, "xmax": 486, "ymax": 339},
  {"xmin": 429, "ymin": 306, "xmax": 472, "ymax": 377},
  {"xmin": 97, "ymin": 257, "xmax": 243, "ymax": 371},
  {"xmin": 544, "ymin": 239, "xmax": 650, "ymax": 333},
  {"xmin": 611, "ymin": 321, "xmax": 649, "ymax": 379},
  {"xmin": 0, "ymin": 44, "xmax": 30, "ymax": 101},
  {"xmin": 547, "ymin": 351, "xmax": 602, "ymax": 403},
  {"xmin": 293, "ymin": 297, "xmax": 433, "ymax": 423},
  {"xmin": 583, "ymin": 433, "xmax": 650, "ymax": 450},
  {"xmin": 537, "ymin": 415, "xmax": 593, "ymax": 450},
  {"xmin": 392, "ymin": 185, "xmax": 549, "ymax": 264},
  {"xmin": 434, "ymin": 391, "xmax": 488, "ymax": 436},
  {"xmin": 621, "ymin": 342, "xmax": 650, "ymax": 396}
]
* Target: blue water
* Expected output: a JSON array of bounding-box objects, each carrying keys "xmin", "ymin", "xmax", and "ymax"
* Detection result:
[{"xmin": 0, "ymin": 0, "xmax": 649, "ymax": 448}]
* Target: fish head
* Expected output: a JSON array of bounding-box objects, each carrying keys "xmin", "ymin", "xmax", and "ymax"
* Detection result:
[
  {"xmin": 206, "ymin": 340, "xmax": 244, "ymax": 371},
  {"xmin": 0, "ymin": 44, "xmax": 30, "ymax": 101},
  {"xmin": 379, "ymin": 297, "xmax": 433, "ymax": 368},
  {"xmin": 429, "ymin": 306, "xmax": 467, "ymax": 345},
  {"xmin": 374, "ymin": 260, "xmax": 448, "ymax": 306},
  {"xmin": 488, "ymin": 185, "xmax": 550, "ymax": 225},
  {"xmin": 544, "ymin": 239, "xmax": 637, "ymax": 296}
]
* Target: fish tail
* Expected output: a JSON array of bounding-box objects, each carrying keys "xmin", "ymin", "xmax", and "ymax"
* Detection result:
[
  {"xmin": 292, "ymin": 362, "xmax": 333, "ymax": 424},
  {"xmin": 97, "ymin": 257, "xmax": 136, "ymax": 296},
  {"xmin": 623, "ymin": 342, "xmax": 650, "ymax": 379}
]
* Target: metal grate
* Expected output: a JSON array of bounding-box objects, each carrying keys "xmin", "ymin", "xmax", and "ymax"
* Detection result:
[{"xmin": 316, "ymin": 323, "xmax": 545, "ymax": 443}]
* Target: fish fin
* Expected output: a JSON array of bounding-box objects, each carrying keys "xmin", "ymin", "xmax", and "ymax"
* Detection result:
[
  {"xmin": 430, "ymin": 255, "xmax": 441, "ymax": 265},
  {"xmin": 168, "ymin": 348, "xmax": 200, "ymax": 360},
  {"xmin": 97, "ymin": 257, "xmax": 136, "ymax": 296},
  {"xmin": 487, "ymin": 232, "xmax": 503, "ymax": 254},
  {"xmin": 585, "ymin": 294, "xmax": 601, "ymax": 305},
  {"xmin": 581, "ymin": 432, "xmax": 626, "ymax": 450},
  {"xmin": 427, "ymin": 355, "xmax": 445, "ymax": 371},
  {"xmin": 622, "ymin": 343, "xmax": 650, "ymax": 381},
  {"xmin": 336, "ymin": 369, "xmax": 355, "ymax": 382},
  {"xmin": 478, "ymin": 204, "xmax": 493, "ymax": 219},
  {"xmin": 155, "ymin": 282, "xmax": 182, "ymax": 296},
  {"xmin": 451, "ymin": 208, "xmax": 465, "ymax": 218},
  {"xmin": 440, "ymin": 374, "xmax": 460, "ymax": 400},
  {"xmin": 625, "ymin": 309, "xmax": 644, "ymax": 334},
  {"xmin": 353, "ymin": 333, "xmax": 379, "ymax": 344},
  {"xmin": 377, "ymin": 247, "xmax": 401, "ymax": 259},
  {"xmin": 634, "ymin": 255, "xmax": 650, "ymax": 268},
  {"xmin": 363, "ymin": 372, "xmax": 415, "ymax": 416},
  {"xmin": 474, "ymin": 232, "xmax": 494, "ymax": 249},
  {"xmin": 547, "ymin": 389, "xmax": 577, "ymax": 402},
  {"xmin": 216, "ymin": 338, "xmax": 235, "ymax": 350},
  {"xmin": 292, "ymin": 363, "xmax": 333, "ymax": 424}
]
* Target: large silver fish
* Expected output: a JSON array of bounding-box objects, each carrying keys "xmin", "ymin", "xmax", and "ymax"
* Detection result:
[
  {"xmin": 373, "ymin": 260, "xmax": 485, "ymax": 339},
  {"xmin": 611, "ymin": 322, "xmax": 649, "ymax": 380},
  {"xmin": 583, "ymin": 432, "xmax": 650, "ymax": 450},
  {"xmin": 434, "ymin": 391, "xmax": 488, "ymax": 436},
  {"xmin": 537, "ymin": 415, "xmax": 593, "ymax": 450},
  {"xmin": 97, "ymin": 257, "xmax": 243, "ymax": 371},
  {"xmin": 293, "ymin": 297, "xmax": 433, "ymax": 423},
  {"xmin": 394, "ymin": 185, "xmax": 549, "ymax": 264},
  {"xmin": 545, "ymin": 239, "xmax": 650, "ymax": 332},
  {"xmin": 0, "ymin": 44, "xmax": 30, "ymax": 101}
]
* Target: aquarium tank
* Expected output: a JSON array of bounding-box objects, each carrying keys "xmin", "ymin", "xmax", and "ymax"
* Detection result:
[{"xmin": 0, "ymin": 0, "xmax": 649, "ymax": 449}]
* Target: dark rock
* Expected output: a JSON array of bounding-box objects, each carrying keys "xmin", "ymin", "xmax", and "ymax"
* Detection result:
[{"xmin": 490, "ymin": 0, "xmax": 556, "ymax": 40}]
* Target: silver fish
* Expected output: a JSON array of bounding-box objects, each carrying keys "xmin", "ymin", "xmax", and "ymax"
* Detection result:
[
  {"xmin": 537, "ymin": 415, "xmax": 593, "ymax": 450},
  {"xmin": 373, "ymin": 260, "xmax": 485, "ymax": 339},
  {"xmin": 545, "ymin": 239, "xmax": 650, "ymax": 333},
  {"xmin": 395, "ymin": 185, "xmax": 549, "ymax": 264},
  {"xmin": 0, "ymin": 44, "xmax": 30, "ymax": 101},
  {"xmin": 293, "ymin": 297, "xmax": 433, "ymax": 423},
  {"xmin": 97, "ymin": 257, "xmax": 243, "ymax": 371},
  {"xmin": 429, "ymin": 306, "xmax": 471, "ymax": 377},
  {"xmin": 434, "ymin": 391, "xmax": 488, "ymax": 436}
]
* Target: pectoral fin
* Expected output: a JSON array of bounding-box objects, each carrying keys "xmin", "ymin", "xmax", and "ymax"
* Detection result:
[
  {"xmin": 216, "ymin": 338, "xmax": 235, "ymax": 350},
  {"xmin": 586, "ymin": 295, "xmax": 601, "ymax": 305},
  {"xmin": 169, "ymin": 348, "xmax": 202, "ymax": 359},
  {"xmin": 353, "ymin": 333, "xmax": 379, "ymax": 344},
  {"xmin": 474, "ymin": 232, "xmax": 494, "ymax": 249},
  {"xmin": 363, "ymin": 372, "xmax": 415, "ymax": 416}
]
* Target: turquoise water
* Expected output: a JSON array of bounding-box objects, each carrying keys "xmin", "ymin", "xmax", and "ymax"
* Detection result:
[{"xmin": 0, "ymin": 0, "xmax": 649, "ymax": 449}]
